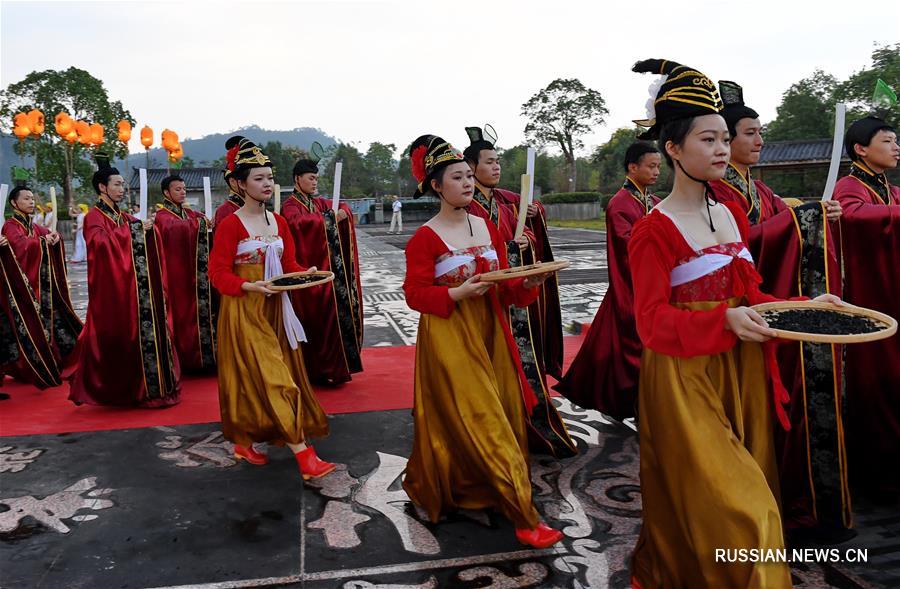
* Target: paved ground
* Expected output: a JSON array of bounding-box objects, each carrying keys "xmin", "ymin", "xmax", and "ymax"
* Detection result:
[{"xmin": 1, "ymin": 223, "xmax": 895, "ymax": 588}]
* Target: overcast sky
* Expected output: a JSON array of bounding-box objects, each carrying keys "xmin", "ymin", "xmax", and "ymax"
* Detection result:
[{"xmin": 2, "ymin": 0, "xmax": 898, "ymax": 157}]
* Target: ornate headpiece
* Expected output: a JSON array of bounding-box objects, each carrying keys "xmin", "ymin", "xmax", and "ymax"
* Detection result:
[
  {"xmin": 224, "ymin": 135, "xmax": 272, "ymax": 176},
  {"xmin": 409, "ymin": 134, "xmax": 465, "ymax": 197},
  {"xmin": 632, "ymin": 59, "xmax": 723, "ymax": 140},
  {"xmin": 718, "ymin": 80, "xmax": 760, "ymax": 135},
  {"xmin": 293, "ymin": 141, "xmax": 326, "ymax": 176},
  {"xmin": 463, "ymin": 124, "xmax": 499, "ymax": 163}
]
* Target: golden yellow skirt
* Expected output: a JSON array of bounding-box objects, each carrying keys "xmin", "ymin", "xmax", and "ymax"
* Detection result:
[
  {"xmin": 403, "ymin": 296, "xmax": 539, "ymax": 529},
  {"xmin": 632, "ymin": 298, "xmax": 791, "ymax": 589},
  {"xmin": 216, "ymin": 264, "xmax": 328, "ymax": 447}
]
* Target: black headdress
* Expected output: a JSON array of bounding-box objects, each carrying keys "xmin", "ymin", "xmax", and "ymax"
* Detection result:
[
  {"xmin": 293, "ymin": 141, "xmax": 326, "ymax": 177},
  {"xmin": 224, "ymin": 135, "xmax": 272, "ymax": 175},
  {"xmin": 463, "ymin": 124, "xmax": 499, "ymax": 163},
  {"xmin": 632, "ymin": 59, "xmax": 724, "ymax": 140},
  {"xmin": 719, "ymin": 80, "xmax": 760, "ymax": 136},
  {"xmin": 91, "ymin": 151, "xmax": 122, "ymax": 194}
]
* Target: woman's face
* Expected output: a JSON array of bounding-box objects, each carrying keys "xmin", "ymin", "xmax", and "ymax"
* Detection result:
[
  {"xmin": 667, "ymin": 114, "xmax": 731, "ymax": 181},
  {"xmin": 239, "ymin": 167, "xmax": 275, "ymax": 201},
  {"xmin": 432, "ymin": 162, "xmax": 475, "ymax": 207},
  {"xmin": 103, "ymin": 175, "xmax": 126, "ymax": 202},
  {"xmin": 12, "ymin": 190, "xmax": 35, "ymax": 214},
  {"xmin": 858, "ymin": 129, "xmax": 900, "ymax": 171}
]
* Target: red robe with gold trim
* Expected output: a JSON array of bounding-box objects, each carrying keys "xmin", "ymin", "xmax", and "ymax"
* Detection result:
[
  {"xmin": 280, "ymin": 193, "xmax": 363, "ymax": 385},
  {"xmin": 154, "ymin": 200, "xmax": 216, "ymax": 372},
  {"xmin": 833, "ymin": 165, "xmax": 900, "ymax": 494},
  {"xmin": 555, "ymin": 179, "xmax": 660, "ymax": 417},
  {"xmin": 67, "ymin": 200, "xmax": 180, "ymax": 407}
]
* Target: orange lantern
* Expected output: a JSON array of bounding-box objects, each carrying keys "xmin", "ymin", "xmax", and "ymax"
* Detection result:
[
  {"xmin": 140, "ymin": 126, "xmax": 153, "ymax": 149},
  {"xmin": 170, "ymin": 143, "xmax": 184, "ymax": 160},
  {"xmin": 89, "ymin": 123, "xmax": 104, "ymax": 146},
  {"xmin": 27, "ymin": 109, "xmax": 45, "ymax": 136},
  {"xmin": 14, "ymin": 125, "xmax": 30, "ymax": 141},
  {"xmin": 55, "ymin": 112, "xmax": 74, "ymax": 136},
  {"xmin": 117, "ymin": 120, "xmax": 132, "ymax": 143},
  {"xmin": 161, "ymin": 129, "xmax": 179, "ymax": 152},
  {"xmin": 14, "ymin": 112, "xmax": 29, "ymax": 129},
  {"xmin": 75, "ymin": 120, "xmax": 91, "ymax": 145},
  {"xmin": 65, "ymin": 130, "xmax": 78, "ymax": 143}
]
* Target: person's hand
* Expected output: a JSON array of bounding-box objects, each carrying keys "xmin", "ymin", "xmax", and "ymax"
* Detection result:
[
  {"xmin": 143, "ymin": 219, "xmax": 154, "ymax": 231},
  {"xmin": 45, "ymin": 232, "xmax": 61, "ymax": 245},
  {"xmin": 449, "ymin": 274, "xmax": 493, "ymax": 301},
  {"xmin": 523, "ymin": 271, "xmax": 552, "ymax": 289},
  {"xmin": 812, "ymin": 293, "xmax": 845, "ymax": 306},
  {"xmin": 725, "ymin": 306, "xmax": 777, "ymax": 342},
  {"xmin": 526, "ymin": 203, "xmax": 539, "ymax": 218},
  {"xmin": 823, "ymin": 200, "xmax": 842, "ymax": 221},
  {"xmin": 336, "ymin": 209, "xmax": 349, "ymax": 222},
  {"xmin": 242, "ymin": 280, "xmax": 276, "ymax": 296},
  {"xmin": 515, "ymin": 234, "xmax": 529, "ymax": 250},
  {"xmin": 305, "ymin": 266, "xmax": 317, "ymax": 273},
  {"xmin": 0, "ymin": 235, "xmax": 8, "ymax": 247}
]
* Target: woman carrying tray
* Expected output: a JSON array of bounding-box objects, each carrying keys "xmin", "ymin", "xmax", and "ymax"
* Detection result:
[
  {"xmin": 626, "ymin": 59, "xmax": 842, "ymax": 588},
  {"xmin": 401, "ymin": 134, "xmax": 563, "ymax": 549},
  {"xmin": 209, "ymin": 136, "xmax": 335, "ymax": 479}
]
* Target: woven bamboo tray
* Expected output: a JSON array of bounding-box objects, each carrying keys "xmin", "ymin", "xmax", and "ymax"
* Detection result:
[
  {"xmin": 478, "ymin": 260, "xmax": 570, "ymax": 283},
  {"xmin": 266, "ymin": 270, "xmax": 335, "ymax": 291},
  {"xmin": 750, "ymin": 301, "xmax": 897, "ymax": 344}
]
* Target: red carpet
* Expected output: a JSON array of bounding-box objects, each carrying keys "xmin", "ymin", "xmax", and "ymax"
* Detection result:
[{"xmin": 0, "ymin": 334, "xmax": 586, "ymax": 437}]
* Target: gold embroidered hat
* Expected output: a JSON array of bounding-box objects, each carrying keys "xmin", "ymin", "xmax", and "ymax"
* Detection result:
[
  {"xmin": 409, "ymin": 134, "xmax": 465, "ymax": 197},
  {"xmin": 632, "ymin": 59, "xmax": 724, "ymax": 140},
  {"xmin": 224, "ymin": 135, "xmax": 272, "ymax": 176}
]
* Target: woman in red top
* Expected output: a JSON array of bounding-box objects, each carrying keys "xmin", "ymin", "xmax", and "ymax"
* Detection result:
[
  {"xmin": 401, "ymin": 135, "xmax": 563, "ymax": 549},
  {"xmin": 627, "ymin": 59, "xmax": 842, "ymax": 589},
  {"xmin": 209, "ymin": 136, "xmax": 333, "ymax": 479}
]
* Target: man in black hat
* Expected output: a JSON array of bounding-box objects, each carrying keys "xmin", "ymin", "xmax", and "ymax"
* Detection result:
[
  {"xmin": 68, "ymin": 154, "xmax": 181, "ymax": 407},
  {"xmin": 280, "ymin": 145, "xmax": 363, "ymax": 385},
  {"xmin": 833, "ymin": 115, "xmax": 900, "ymax": 498}
]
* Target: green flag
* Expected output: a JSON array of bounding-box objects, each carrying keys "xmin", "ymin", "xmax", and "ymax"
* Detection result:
[{"xmin": 873, "ymin": 78, "xmax": 897, "ymax": 108}]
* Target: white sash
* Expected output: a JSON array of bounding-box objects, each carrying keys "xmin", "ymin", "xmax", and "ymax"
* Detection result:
[
  {"xmin": 434, "ymin": 249, "xmax": 498, "ymax": 277},
  {"xmin": 236, "ymin": 238, "xmax": 307, "ymax": 349},
  {"xmin": 670, "ymin": 247, "xmax": 754, "ymax": 287}
]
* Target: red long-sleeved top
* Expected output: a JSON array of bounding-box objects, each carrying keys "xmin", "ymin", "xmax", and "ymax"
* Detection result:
[
  {"xmin": 209, "ymin": 213, "xmax": 305, "ymax": 297},
  {"xmin": 628, "ymin": 201, "xmax": 781, "ymax": 358},
  {"xmin": 403, "ymin": 219, "xmax": 538, "ymax": 318}
]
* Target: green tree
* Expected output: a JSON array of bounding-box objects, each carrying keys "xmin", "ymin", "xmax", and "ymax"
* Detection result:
[
  {"xmin": 0, "ymin": 67, "xmax": 134, "ymax": 208},
  {"xmin": 764, "ymin": 70, "xmax": 838, "ymax": 141},
  {"xmin": 521, "ymin": 78, "xmax": 608, "ymax": 192},
  {"xmin": 320, "ymin": 143, "xmax": 367, "ymax": 197},
  {"xmin": 363, "ymin": 142, "xmax": 397, "ymax": 196},
  {"xmin": 395, "ymin": 141, "xmax": 417, "ymax": 197},
  {"xmin": 496, "ymin": 145, "xmax": 558, "ymax": 195},
  {"xmin": 261, "ymin": 140, "xmax": 304, "ymax": 186},
  {"xmin": 835, "ymin": 43, "xmax": 900, "ymax": 123}
]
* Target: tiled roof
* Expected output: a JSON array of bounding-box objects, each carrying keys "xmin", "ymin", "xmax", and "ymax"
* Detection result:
[
  {"xmin": 757, "ymin": 139, "xmax": 848, "ymax": 167},
  {"xmin": 128, "ymin": 167, "xmax": 227, "ymax": 190}
]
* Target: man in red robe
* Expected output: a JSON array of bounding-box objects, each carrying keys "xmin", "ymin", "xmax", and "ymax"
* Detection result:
[
  {"xmin": 709, "ymin": 81, "xmax": 851, "ymax": 539},
  {"xmin": 833, "ymin": 116, "xmax": 900, "ymax": 498},
  {"xmin": 463, "ymin": 127, "xmax": 576, "ymax": 458},
  {"xmin": 154, "ymin": 175, "xmax": 216, "ymax": 372},
  {"xmin": 2, "ymin": 185, "xmax": 82, "ymax": 387},
  {"xmin": 281, "ymin": 153, "xmax": 363, "ymax": 385},
  {"xmin": 555, "ymin": 142, "xmax": 661, "ymax": 418},
  {"xmin": 67, "ymin": 155, "xmax": 180, "ymax": 407}
]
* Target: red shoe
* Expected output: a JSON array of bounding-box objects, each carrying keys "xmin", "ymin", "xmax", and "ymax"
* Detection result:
[
  {"xmin": 294, "ymin": 446, "xmax": 336, "ymax": 480},
  {"xmin": 515, "ymin": 522, "xmax": 564, "ymax": 548},
  {"xmin": 234, "ymin": 444, "xmax": 268, "ymax": 465}
]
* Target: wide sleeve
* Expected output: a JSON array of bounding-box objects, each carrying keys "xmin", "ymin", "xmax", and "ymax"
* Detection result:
[
  {"xmin": 403, "ymin": 229, "xmax": 455, "ymax": 318},
  {"xmin": 208, "ymin": 216, "xmax": 248, "ymax": 297},
  {"xmin": 491, "ymin": 221, "xmax": 539, "ymax": 308},
  {"xmin": 834, "ymin": 177, "xmax": 900, "ymax": 219},
  {"xmin": 276, "ymin": 214, "xmax": 307, "ymax": 274},
  {"xmin": 628, "ymin": 216, "xmax": 736, "ymax": 357}
]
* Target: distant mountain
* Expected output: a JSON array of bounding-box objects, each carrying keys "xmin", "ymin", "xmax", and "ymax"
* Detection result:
[{"xmin": 1, "ymin": 125, "xmax": 338, "ymax": 184}]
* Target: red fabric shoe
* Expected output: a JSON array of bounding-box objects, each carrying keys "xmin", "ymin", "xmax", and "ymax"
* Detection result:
[
  {"xmin": 294, "ymin": 446, "xmax": 336, "ymax": 480},
  {"xmin": 515, "ymin": 522, "xmax": 564, "ymax": 549},
  {"xmin": 233, "ymin": 444, "xmax": 268, "ymax": 466}
]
